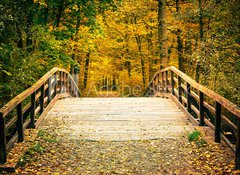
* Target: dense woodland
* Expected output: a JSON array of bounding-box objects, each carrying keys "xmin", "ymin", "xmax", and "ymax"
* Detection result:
[{"xmin": 0, "ymin": 0, "xmax": 239, "ymax": 106}]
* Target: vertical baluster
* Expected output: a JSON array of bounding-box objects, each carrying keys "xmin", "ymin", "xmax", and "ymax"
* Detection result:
[
  {"xmin": 0, "ymin": 113, "xmax": 7, "ymax": 163},
  {"xmin": 199, "ymin": 91, "xmax": 204, "ymax": 126},
  {"xmin": 187, "ymin": 83, "xmax": 191, "ymax": 113},
  {"xmin": 17, "ymin": 103, "xmax": 24, "ymax": 142},
  {"xmin": 215, "ymin": 101, "xmax": 221, "ymax": 143},
  {"xmin": 30, "ymin": 92, "xmax": 36, "ymax": 128},
  {"xmin": 166, "ymin": 71, "xmax": 169, "ymax": 93},
  {"xmin": 178, "ymin": 76, "xmax": 182, "ymax": 103},
  {"xmin": 59, "ymin": 72, "xmax": 62, "ymax": 93},
  {"xmin": 66, "ymin": 74, "xmax": 70, "ymax": 93},
  {"xmin": 40, "ymin": 83, "xmax": 45, "ymax": 114},
  {"xmin": 157, "ymin": 74, "xmax": 160, "ymax": 93},
  {"xmin": 48, "ymin": 76, "xmax": 52, "ymax": 102},
  {"xmin": 235, "ymin": 117, "xmax": 240, "ymax": 170},
  {"xmin": 171, "ymin": 71, "xmax": 174, "ymax": 95},
  {"xmin": 54, "ymin": 73, "xmax": 57, "ymax": 96},
  {"xmin": 162, "ymin": 72, "xmax": 164, "ymax": 92}
]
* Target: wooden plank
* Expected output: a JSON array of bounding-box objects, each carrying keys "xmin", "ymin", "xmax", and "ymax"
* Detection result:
[
  {"xmin": 178, "ymin": 76, "xmax": 182, "ymax": 103},
  {"xmin": 215, "ymin": 102, "xmax": 221, "ymax": 143},
  {"xmin": 0, "ymin": 113, "xmax": 7, "ymax": 164},
  {"xmin": 35, "ymin": 93, "xmax": 71, "ymax": 128},
  {"xmin": 30, "ymin": 92, "xmax": 36, "ymax": 128},
  {"xmin": 17, "ymin": 103, "xmax": 24, "ymax": 142},
  {"xmin": 187, "ymin": 83, "xmax": 191, "ymax": 113},
  {"xmin": 236, "ymin": 118, "xmax": 240, "ymax": 169},
  {"xmin": 48, "ymin": 76, "xmax": 52, "ymax": 102},
  {"xmin": 171, "ymin": 70, "xmax": 175, "ymax": 95},
  {"xmin": 199, "ymin": 91, "xmax": 205, "ymax": 126},
  {"xmin": 40, "ymin": 84, "xmax": 45, "ymax": 114},
  {"xmin": 170, "ymin": 95, "xmax": 198, "ymax": 126}
]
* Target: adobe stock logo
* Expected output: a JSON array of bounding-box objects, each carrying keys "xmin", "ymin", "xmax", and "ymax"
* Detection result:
[{"xmin": 87, "ymin": 82, "xmax": 143, "ymax": 97}]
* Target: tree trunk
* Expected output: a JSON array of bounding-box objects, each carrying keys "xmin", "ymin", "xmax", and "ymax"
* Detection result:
[
  {"xmin": 158, "ymin": 0, "xmax": 168, "ymax": 69},
  {"xmin": 147, "ymin": 31, "xmax": 154, "ymax": 81},
  {"xmin": 176, "ymin": 0, "xmax": 184, "ymax": 72},
  {"xmin": 55, "ymin": 0, "xmax": 64, "ymax": 28},
  {"xmin": 83, "ymin": 53, "xmax": 90, "ymax": 89},
  {"xmin": 195, "ymin": 0, "xmax": 204, "ymax": 83}
]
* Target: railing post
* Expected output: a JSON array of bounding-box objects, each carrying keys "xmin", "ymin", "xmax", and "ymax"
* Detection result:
[
  {"xmin": 59, "ymin": 72, "xmax": 62, "ymax": 94},
  {"xmin": 48, "ymin": 76, "xmax": 52, "ymax": 102},
  {"xmin": 166, "ymin": 71, "xmax": 169, "ymax": 93},
  {"xmin": 54, "ymin": 73, "xmax": 57, "ymax": 96},
  {"xmin": 30, "ymin": 92, "xmax": 36, "ymax": 128},
  {"xmin": 178, "ymin": 76, "xmax": 182, "ymax": 103},
  {"xmin": 214, "ymin": 101, "xmax": 221, "ymax": 143},
  {"xmin": 0, "ymin": 113, "xmax": 7, "ymax": 164},
  {"xmin": 150, "ymin": 83, "xmax": 154, "ymax": 96},
  {"xmin": 171, "ymin": 71, "xmax": 174, "ymax": 95},
  {"xmin": 162, "ymin": 72, "xmax": 164, "ymax": 92},
  {"xmin": 187, "ymin": 83, "xmax": 191, "ymax": 113},
  {"xmin": 199, "ymin": 91, "xmax": 205, "ymax": 126},
  {"xmin": 17, "ymin": 102, "xmax": 24, "ymax": 142},
  {"xmin": 40, "ymin": 83, "xmax": 45, "ymax": 114},
  {"xmin": 62, "ymin": 72, "xmax": 66, "ymax": 93},
  {"xmin": 236, "ymin": 117, "xmax": 240, "ymax": 170},
  {"xmin": 66, "ymin": 74, "xmax": 69, "ymax": 93}
]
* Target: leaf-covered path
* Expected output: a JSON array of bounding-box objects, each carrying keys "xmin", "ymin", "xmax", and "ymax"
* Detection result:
[{"xmin": 13, "ymin": 129, "xmax": 236, "ymax": 174}]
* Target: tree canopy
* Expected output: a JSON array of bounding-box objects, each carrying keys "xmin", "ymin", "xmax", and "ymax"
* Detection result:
[{"xmin": 0, "ymin": 0, "xmax": 239, "ymax": 106}]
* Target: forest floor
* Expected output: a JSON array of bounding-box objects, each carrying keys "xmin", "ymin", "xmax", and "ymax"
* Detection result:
[{"xmin": 1, "ymin": 128, "xmax": 239, "ymax": 175}]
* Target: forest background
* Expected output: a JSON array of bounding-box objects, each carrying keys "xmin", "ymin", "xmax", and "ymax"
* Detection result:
[{"xmin": 0, "ymin": 0, "xmax": 239, "ymax": 107}]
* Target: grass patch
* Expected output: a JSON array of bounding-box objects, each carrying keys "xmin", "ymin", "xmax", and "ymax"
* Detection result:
[
  {"xmin": 18, "ymin": 142, "xmax": 44, "ymax": 167},
  {"xmin": 38, "ymin": 129, "xmax": 59, "ymax": 143},
  {"xmin": 188, "ymin": 130, "xmax": 201, "ymax": 142},
  {"xmin": 188, "ymin": 130, "xmax": 207, "ymax": 147}
]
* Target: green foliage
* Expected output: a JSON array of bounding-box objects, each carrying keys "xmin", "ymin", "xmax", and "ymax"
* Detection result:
[
  {"xmin": 188, "ymin": 130, "xmax": 201, "ymax": 142},
  {"xmin": 188, "ymin": 130, "xmax": 207, "ymax": 147},
  {"xmin": 18, "ymin": 142, "xmax": 45, "ymax": 167}
]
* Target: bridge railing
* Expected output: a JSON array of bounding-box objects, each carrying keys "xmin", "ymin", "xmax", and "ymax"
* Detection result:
[
  {"xmin": 145, "ymin": 66, "xmax": 240, "ymax": 169},
  {"xmin": 0, "ymin": 67, "xmax": 80, "ymax": 164}
]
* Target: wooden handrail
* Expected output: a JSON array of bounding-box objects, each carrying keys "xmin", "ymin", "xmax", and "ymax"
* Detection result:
[
  {"xmin": 146, "ymin": 66, "xmax": 240, "ymax": 170},
  {"xmin": 0, "ymin": 67, "xmax": 80, "ymax": 164},
  {"xmin": 0, "ymin": 67, "xmax": 80, "ymax": 118},
  {"xmin": 146, "ymin": 66, "xmax": 240, "ymax": 117}
]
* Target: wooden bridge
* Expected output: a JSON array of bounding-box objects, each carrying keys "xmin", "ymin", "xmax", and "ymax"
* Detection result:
[{"xmin": 0, "ymin": 67, "xmax": 239, "ymax": 170}]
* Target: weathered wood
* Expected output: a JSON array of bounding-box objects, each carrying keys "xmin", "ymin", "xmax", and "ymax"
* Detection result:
[
  {"xmin": 48, "ymin": 76, "xmax": 52, "ymax": 102},
  {"xmin": 199, "ymin": 91, "xmax": 204, "ymax": 126},
  {"xmin": 30, "ymin": 92, "xmax": 36, "ymax": 128},
  {"xmin": 171, "ymin": 71, "xmax": 175, "ymax": 95},
  {"xmin": 0, "ymin": 67, "xmax": 80, "ymax": 165},
  {"xmin": 162, "ymin": 72, "xmax": 164, "ymax": 92},
  {"xmin": 41, "ymin": 97, "xmax": 194, "ymax": 141},
  {"xmin": 0, "ymin": 113, "xmax": 7, "ymax": 164},
  {"xmin": 236, "ymin": 117, "xmax": 240, "ymax": 169},
  {"xmin": 187, "ymin": 83, "xmax": 191, "ymax": 113},
  {"xmin": 166, "ymin": 71, "xmax": 169, "ymax": 93},
  {"xmin": 191, "ymin": 104, "xmax": 200, "ymax": 117},
  {"xmin": 17, "ymin": 103, "xmax": 24, "ymax": 142},
  {"xmin": 35, "ymin": 93, "xmax": 71, "ymax": 128},
  {"xmin": 215, "ymin": 102, "xmax": 221, "ymax": 143},
  {"xmin": 178, "ymin": 76, "xmax": 182, "ymax": 104},
  {"xmin": 54, "ymin": 73, "xmax": 57, "ymax": 96},
  {"xmin": 170, "ymin": 66, "xmax": 240, "ymax": 117},
  {"xmin": 40, "ymin": 84, "xmax": 45, "ymax": 114},
  {"xmin": 170, "ymin": 95, "xmax": 199, "ymax": 126}
]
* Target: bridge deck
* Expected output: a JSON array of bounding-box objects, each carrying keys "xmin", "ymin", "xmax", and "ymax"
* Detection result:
[{"xmin": 41, "ymin": 97, "xmax": 194, "ymax": 141}]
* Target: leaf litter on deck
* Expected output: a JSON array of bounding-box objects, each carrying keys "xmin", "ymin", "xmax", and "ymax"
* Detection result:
[{"xmin": 3, "ymin": 129, "xmax": 238, "ymax": 175}]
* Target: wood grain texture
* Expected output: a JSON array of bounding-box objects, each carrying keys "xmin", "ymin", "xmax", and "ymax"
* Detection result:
[{"xmin": 40, "ymin": 97, "xmax": 194, "ymax": 141}]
